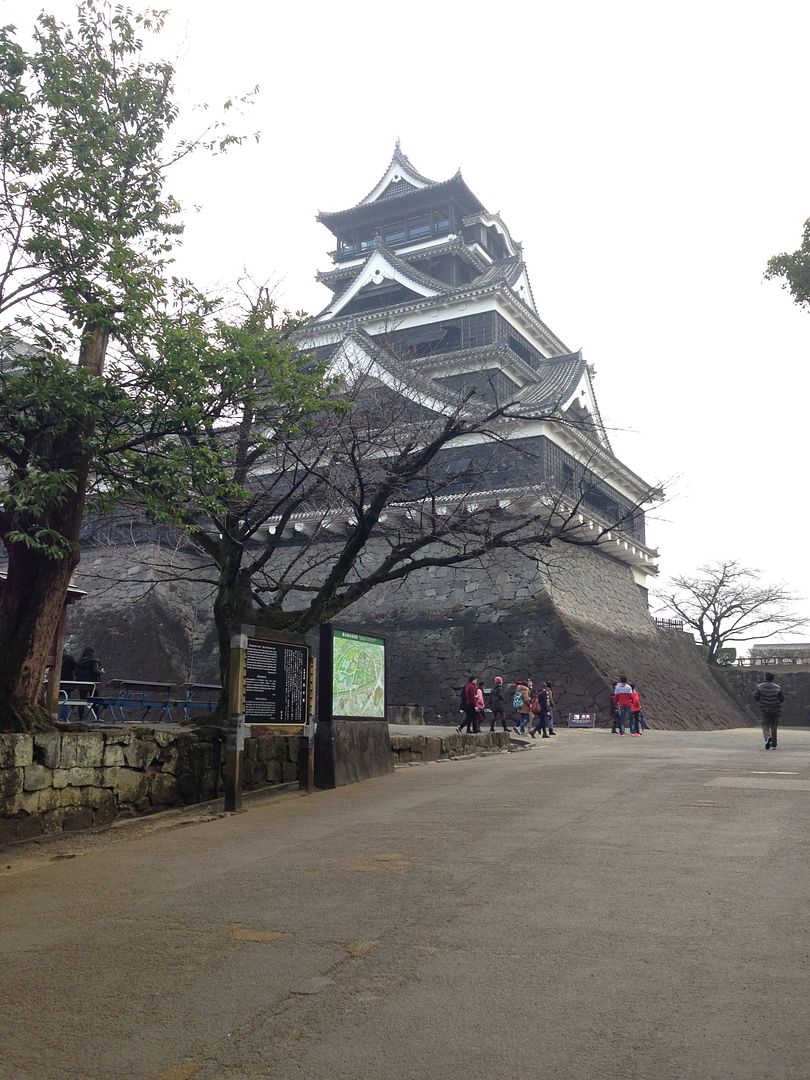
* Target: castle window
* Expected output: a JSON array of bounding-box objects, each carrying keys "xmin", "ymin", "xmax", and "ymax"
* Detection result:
[
  {"xmin": 408, "ymin": 215, "xmax": 431, "ymax": 240},
  {"xmin": 433, "ymin": 207, "xmax": 451, "ymax": 233},
  {"xmin": 384, "ymin": 222, "xmax": 406, "ymax": 244}
]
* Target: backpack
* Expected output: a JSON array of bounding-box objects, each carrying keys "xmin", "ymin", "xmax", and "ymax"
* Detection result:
[{"xmin": 512, "ymin": 689, "xmax": 524, "ymax": 710}]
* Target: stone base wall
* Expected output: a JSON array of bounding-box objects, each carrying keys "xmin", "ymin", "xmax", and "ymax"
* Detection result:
[
  {"xmin": 0, "ymin": 728, "xmax": 298, "ymax": 847},
  {"xmin": 68, "ymin": 539, "xmax": 751, "ymax": 733},
  {"xmin": 717, "ymin": 667, "xmax": 810, "ymax": 727},
  {"xmin": 391, "ymin": 730, "xmax": 510, "ymax": 765}
]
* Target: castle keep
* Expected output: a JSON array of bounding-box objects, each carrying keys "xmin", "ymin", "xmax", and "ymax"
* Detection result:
[{"xmin": 69, "ymin": 146, "xmax": 747, "ymax": 729}]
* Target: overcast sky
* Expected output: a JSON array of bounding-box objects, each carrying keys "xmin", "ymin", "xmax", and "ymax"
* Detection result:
[{"xmin": 5, "ymin": 0, "xmax": 810, "ymax": 644}]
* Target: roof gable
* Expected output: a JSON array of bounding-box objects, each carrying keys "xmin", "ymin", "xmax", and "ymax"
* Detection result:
[
  {"xmin": 358, "ymin": 142, "xmax": 437, "ymax": 206},
  {"xmin": 318, "ymin": 247, "xmax": 446, "ymax": 321}
]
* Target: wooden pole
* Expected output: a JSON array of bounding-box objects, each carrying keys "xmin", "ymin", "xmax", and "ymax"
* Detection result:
[{"xmin": 224, "ymin": 631, "xmax": 247, "ymax": 812}]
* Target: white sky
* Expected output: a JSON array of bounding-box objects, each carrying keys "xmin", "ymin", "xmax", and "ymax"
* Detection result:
[{"xmin": 5, "ymin": 0, "xmax": 810, "ymax": 642}]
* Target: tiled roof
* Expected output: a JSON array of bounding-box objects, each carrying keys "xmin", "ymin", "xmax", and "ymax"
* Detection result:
[
  {"xmin": 318, "ymin": 172, "xmax": 485, "ymax": 229},
  {"xmin": 516, "ymin": 352, "xmax": 587, "ymax": 409}
]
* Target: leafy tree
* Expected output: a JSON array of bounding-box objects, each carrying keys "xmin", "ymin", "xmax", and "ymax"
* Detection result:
[
  {"xmin": 0, "ymin": 3, "xmax": 254, "ymax": 731},
  {"xmin": 657, "ymin": 560, "xmax": 807, "ymax": 664},
  {"xmin": 766, "ymin": 217, "xmax": 810, "ymax": 310}
]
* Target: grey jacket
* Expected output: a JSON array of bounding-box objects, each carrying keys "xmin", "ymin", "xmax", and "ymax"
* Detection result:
[{"xmin": 754, "ymin": 681, "xmax": 784, "ymax": 714}]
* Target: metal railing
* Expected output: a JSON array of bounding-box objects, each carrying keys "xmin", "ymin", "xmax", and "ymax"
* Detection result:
[{"xmin": 653, "ymin": 617, "xmax": 684, "ymax": 631}]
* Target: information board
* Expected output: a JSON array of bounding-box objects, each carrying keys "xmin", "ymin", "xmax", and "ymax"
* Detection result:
[
  {"xmin": 244, "ymin": 637, "xmax": 308, "ymax": 725},
  {"xmin": 332, "ymin": 628, "xmax": 385, "ymax": 719},
  {"xmin": 567, "ymin": 711, "xmax": 597, "ymax": 729}
]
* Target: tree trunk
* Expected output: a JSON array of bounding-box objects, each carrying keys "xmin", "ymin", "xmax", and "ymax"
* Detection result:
[
  {"xmin": 0, "ymin": 542, "xmax": 79, "ymax": 731},
  {"xmin": 0, "ymin": 324, "xmax": 107, "ymax": 732},
  {"xmin": 211, "ymin": 547, "xmax": 255, "ymax": 720}
]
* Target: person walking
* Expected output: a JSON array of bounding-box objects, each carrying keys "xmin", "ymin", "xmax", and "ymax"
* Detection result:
[
  {"xmin": 613, "ymin": 676, "xmax": 634, "ymax": 737},
  {"xmin": 610, "ymin": 679, "xmax": 620, "ymax": 733},
  {"xmin": 546, "ymin": 681, "xmax": 557, "ymax": 735},
  {"xmin": 512, "ymin": 677, "xmax": 531, "ymax": 734},
  {"xmin": 754, "ymin": 672, "xmax": 784, "ymax": 750},
  {"xmin": 457, "ymin": 676, "xmax": 479, "ymax": 734},
  {"xmin": 474, "ymin": 679, "xmax": 485, "ymax": 734},
  {"xmin": 489, "ymin": 676, "xmax": 507, "ymax": 732},
  {"xmin": 530, "ymin": 683, "xmax": 551, "ymax": 739}
]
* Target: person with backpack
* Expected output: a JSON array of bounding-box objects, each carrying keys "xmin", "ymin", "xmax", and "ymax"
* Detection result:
[
  {"xmin": 512, "ymin": 677, "xmax": 531, "ymax": 735},
  {"xmin": 489, "ymin": 676, "xmax": 507, "ymax": 732},
  {"xmin": 546, "ymin": 681, "xmax": 557, "ymax": 735},
  {"xmin": 457, "ymin": 675, "xmax": 479, "ymax": 734}
]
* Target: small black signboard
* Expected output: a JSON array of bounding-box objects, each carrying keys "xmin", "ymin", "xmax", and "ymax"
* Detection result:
[
  {"xmin": 567, "ymin": 711, "xmax": 597, "ymax": 728},
  {"xmin": 244, "ymin": 637, "xmax": 308, "ymax": 726}
]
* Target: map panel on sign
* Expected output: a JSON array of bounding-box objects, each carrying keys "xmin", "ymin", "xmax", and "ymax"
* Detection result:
[{"xmin": 332, "ymin": 629, "xmax": 385, "ymax": 718}]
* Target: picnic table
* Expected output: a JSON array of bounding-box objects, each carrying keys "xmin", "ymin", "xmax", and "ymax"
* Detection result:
[
  {"xmin": 105, "ymin": 679, "xmax": 176, "ymax": 723},
  {"xmin": 176, "ymin": 683, "xmax": 222, "ymax": 721}
]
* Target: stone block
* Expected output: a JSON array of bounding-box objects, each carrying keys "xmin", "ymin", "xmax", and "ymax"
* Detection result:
[
  {"xmin": 266, "ymin": 760, "xmax": 282, "ymax": 784},
  {"xmin": 11, "ymin": 791, "xmax": 40, "ymax": 815},
  {"xmin": 33, "ymin": 733, "xmax": 60, "ymax": 769},
  {"xmin": 157, "ymin": 744, "xmax": 180, "ymax": 774},
  {"xmin": 58, "ymin": 787, "xmax": 83, "ymax": 809},
  {"xmin": 67, "ymin": 767, "xmax": 101, "ymax": 787},
  {"xmin": 122, "ymin": 739, "xmax": 154, "ymax": 769},
  {"xmin": 60, "ymin": 733, "xmax": 104, "ymax": 769},
  {"xmin": 62, "ymin": 806, "xmax": 94, "ymax": 831},
  {"xmin": 15, "ymin": 813, "xmax": 44, "ymax": 840},
  {"xmin": 102, "ymin": 767, "xmax": 149, "ymax": 806},
  {"xmin": 149, "ymin": 772, "xmax": 179, "ymax": 806},
  {"xmin": 37, "ymin": 787, "xmax": 63, "ymax": 814},
  {"xmin": 40, "ymin": 808, "xmax": 65, "ymax": 834},
  {"xmin": 51, "ymin": 769, "xmax": 70, "ymax": 789},
  {"xmin": 0, "ymin": 767, "xmax": 23, "ymax": 802},
  {"xmin": 0, "ymin": 734, "xmax": 33, "ymax": 769},
  {"xmin": 104, "ymin": 731, "xmax": 134, "ymax": 747},
  {"xmin": 23, "ymin": 763, "xmax": 53, "ymax": 792},
  {"xmin": 281, "ymin": 761, "xmax": 298, "ymax": 784},
  {"xmin": 0, "ymin": 817, "xmax": 19, "ymax": 846},
  {"xmin": 102, "ymin": 743, "xmax": 126, "ymax": 767},
  {"xmin": 92, "ymin": 790, "xmax": 117, "ymax": 824}
]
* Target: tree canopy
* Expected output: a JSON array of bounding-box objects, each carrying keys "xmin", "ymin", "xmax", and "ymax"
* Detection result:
[
  {"xmin": 766, "ymin": 217, "xmax": 810, "ymax": 312},
  {"xmin": 657, "ymin": 560, "xmax": 807, "ymax": 664}
]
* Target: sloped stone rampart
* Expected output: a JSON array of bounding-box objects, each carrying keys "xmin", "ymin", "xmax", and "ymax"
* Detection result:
[
  {"xmin": 0, "ymin": 729, "xmax": 299, "ymax": 847},
  {"xmin": 67, "ymin": 539, "xmax": 751, "ymax": 732}
]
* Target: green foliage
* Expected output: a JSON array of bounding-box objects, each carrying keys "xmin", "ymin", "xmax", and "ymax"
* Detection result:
[{"xmin": 766, "ymin": 217, "xmax": 810, "ymax": 312}]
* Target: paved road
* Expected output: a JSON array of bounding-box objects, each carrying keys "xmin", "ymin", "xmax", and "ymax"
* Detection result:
[{"xmin": 3, "ymin": 728, "xmax": 810, "ymax": 1080}]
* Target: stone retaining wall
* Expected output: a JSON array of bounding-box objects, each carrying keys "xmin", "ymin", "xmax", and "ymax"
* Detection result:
[
  {"xmin": 391, "ymin": 730, "xmax": 511, "ymax": 765},
  {"xmin": 718, "ymin": 667, "xmax": 810, "ymax": 727},
  {"xmin": 0, "ymin": 728, "xmax": 299, "ymax": 847}
]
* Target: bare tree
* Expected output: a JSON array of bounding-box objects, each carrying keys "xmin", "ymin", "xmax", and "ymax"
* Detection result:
[
  {"xmin": 88, "ymin": 338, "xmax": 659, "ymax": 711},
  {"xmin": 656, "ymin": 560, "xmax": 808, "ymax": 664}
]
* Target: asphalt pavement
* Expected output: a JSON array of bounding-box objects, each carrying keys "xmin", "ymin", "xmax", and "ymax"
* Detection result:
[{"xmin": 3, "ymin": 726, "xmax": 810, "ymax": 1080}]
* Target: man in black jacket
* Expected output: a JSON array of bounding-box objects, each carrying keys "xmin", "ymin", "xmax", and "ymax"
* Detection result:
[{"xmin": 754, "ymin": 672, "xmax": 784, "ymax": 749}]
